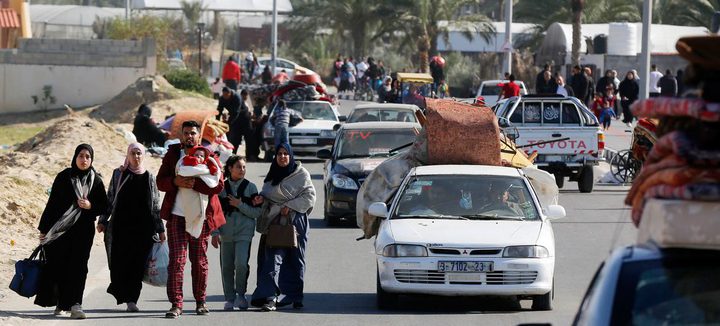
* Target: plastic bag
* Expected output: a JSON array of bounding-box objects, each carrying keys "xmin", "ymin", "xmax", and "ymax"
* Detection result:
[{"xmin": 143, "ymin": 241, "xmax": 169, "ymax": 287}]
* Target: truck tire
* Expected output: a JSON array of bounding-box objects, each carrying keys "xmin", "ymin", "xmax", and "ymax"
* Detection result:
[
  {"xmin": 554, "ymin": 173, "xmax": 564, "ymax": 189},
  {"xmin": 578, "ymin": 166, "xmax": 594, "ymax": 193}
]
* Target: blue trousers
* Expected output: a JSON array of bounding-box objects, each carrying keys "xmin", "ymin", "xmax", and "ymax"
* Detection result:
[
  {"xmin": 274, "ymin": 124, "xmax": 289, "ymax": 149},
  {"xmin": 251, "ymin": 212, "xmax": 308, "ymax": 305}
]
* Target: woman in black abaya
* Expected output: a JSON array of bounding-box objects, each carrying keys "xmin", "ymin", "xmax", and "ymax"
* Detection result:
[
  {"xmin": 36, "ymin": 144, "xmax": 108, "ymax": 319},
  {"xmin": 98, "ymin": 142, "xmax": 165, "ymax": 312}
]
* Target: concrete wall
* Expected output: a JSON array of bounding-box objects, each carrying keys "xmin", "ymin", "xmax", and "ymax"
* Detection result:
[{"xmin": 0, "ymin": 38, "xmax": 156, "ymax": 114}]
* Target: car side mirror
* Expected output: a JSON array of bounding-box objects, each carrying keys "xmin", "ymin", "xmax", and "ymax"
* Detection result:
[
  {"xmin": 338, "ymin": 115, "xmax": 347, "ymax": 122},
  {"xmin": 333, "ymin": 123, "xmax": 342, "ymax": 131},
  {"xmin": 368, "ymin": 202, "xmax": 389, "ymax": 218},
  {"xmin": 546, "ymin": 205, "xmax": 566, "ymax": 220},
  {"xmin": 505, "ymin": 127, "xmax": 519, "ymax": 142},
  {"xmin": 316, "ymin": 149, "xmax": 332, "ymax": 159}
]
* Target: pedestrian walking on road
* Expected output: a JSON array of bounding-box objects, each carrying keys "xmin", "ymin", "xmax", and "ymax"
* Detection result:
[
  {"xmin": 35, "ymin": 144, "xmax": 108, "ymax": 319},
  {"xmin": 156, "ymin": 120, "xmax": 226, "ymax": 318},
  {"xmin": 97, "ymin": 143, "xmax": 166, "ymax": 313},
  {"xmin": 619, "ymin": 70, "xmax": 640, "ymax": 126},
  {"xmin": 270, "ymin": 100, "xmax": 303, "ymax": 148},
  {"xmin": 537, "ymin": 70, "xmax": 558, "ymax": 94},
  {"xmin": 212, "ymin": 155, "xmax": 262, "ymax": 311},
  {"xmin": 584, "ymin": 67, "xmax": 596, "ymax": 105},
  {"xmin": 649, "ymin": 64, "xmax": 663, "ymax": 97},
  {"xmin": 570, "ymin": 65, "xmax": 590, "ymax": 102},
  {"xmin": 535, "ymin": 64, "xmax": 552, "ymax": 94},
  {"xmin": 658, "ymin": 69, "xmax": 678, "ymax": 97},
  {"xmin": 555, "ymin": 76, "xmax": 574, "ymax": 97},
  {"xmin": 251, "ymin": 143, "xmax": 316, "ymax": 311},
  {"xmin": 222, "ymin": 56, "xmax": 242, "ymax": 91}
]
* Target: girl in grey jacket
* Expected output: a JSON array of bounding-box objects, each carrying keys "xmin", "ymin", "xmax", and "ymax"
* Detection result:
[{"xmin": 212, "ymin": 156, "xmax": 262, "ymax": 310}]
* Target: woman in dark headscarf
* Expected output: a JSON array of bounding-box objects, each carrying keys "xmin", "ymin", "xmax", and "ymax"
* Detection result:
[
  {"xmin": 36, "ymin": 144, "xmax": 108, "ymax": 319},
  {"xmin": 97, "ymin": 143, "xmax": 166, "ymax": 312},
  {"xmin": 251, "ymin": 143, "xmax": 316, "ymax": 311},
  {"xmin": 132, "ymin": 104, "xmax": 167, "ymax": 147}
]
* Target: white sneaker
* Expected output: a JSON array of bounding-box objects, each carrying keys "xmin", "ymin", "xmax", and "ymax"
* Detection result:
[
  {"xmin": 126, "ymin": 302, "xmax": 139, "ymax": 312},
  {"xmin": 223, "ymin": 300, "xmax": 234, "ymax": 311},
  {"xmin": 70, "ymin": 304, "xmax": 86, "ymax": 319},
  {"xmin": 235, "ymin": 295, "xmax": 249, "ymax": 310},
  {"xmin": 53, "ymin": 308, "xmax": 65, "ymax": 316}
]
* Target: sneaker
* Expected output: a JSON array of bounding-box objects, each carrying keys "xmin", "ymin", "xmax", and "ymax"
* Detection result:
[
  {"xmin": 126, "ymin": 302, "xmax": 139, "ymax": 312},
  {"xmin": 165, "ymin": 306, "xmax": 182, "ymax": 319},
  {"xmin": 70, "ymin": 304, "xmax": 86, "ymax": 319},
  {"xmin": 196, "ymin": 302, "xmax": 210, "ymax": 315},
  {"xmin": 235, "ymin": 295, "xmax": 249, "ymax": 310},
  {"xmin": 53, "ymin": 308, "xmax": 65, "ymax": 316},
  {"xmin": 223, "ymin": 300, "xmax": 234, "ymax": 311},
  {"xmin": 261, "ymin": 301, "xmax": 276, "ymax": 312}
]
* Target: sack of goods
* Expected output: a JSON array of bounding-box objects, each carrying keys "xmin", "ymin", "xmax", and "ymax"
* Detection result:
[
  {"xmin": 143, "ymin": 241, "xmax": 169, "ymax": 287},
  {"xmin": 9, "ymin": 246, "xmax": 46, "ymax": 298},
  {"xmin": 625, "ymin": 97, "xmax": 720, "ymax": 249}
]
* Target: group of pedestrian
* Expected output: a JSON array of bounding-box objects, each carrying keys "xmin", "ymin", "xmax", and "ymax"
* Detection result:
[
  {"xmin": 333, "ymin": 55, "xmax": 386, "ymax": 96},
  {"xmin": 34, "ymin": 119, "xmax": 316, "ymax": 319}
]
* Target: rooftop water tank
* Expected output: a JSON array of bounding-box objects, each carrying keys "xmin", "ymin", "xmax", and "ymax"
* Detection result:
[{"xmin": 608, "ymin": 22, "xmax": 637, "ymax": 56}]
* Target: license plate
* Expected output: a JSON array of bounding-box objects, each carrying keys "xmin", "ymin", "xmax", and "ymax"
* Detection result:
[
  {"xmin": 447, "ymin": 273, "xmax": 487, "ymax": 282},
  {"xmin": 438, "ymin": 261, "xmax": 494, "ymax": 272},
  {"xmin": 291, "ymin": 138, "xmax": 316, "ymax": 145}
]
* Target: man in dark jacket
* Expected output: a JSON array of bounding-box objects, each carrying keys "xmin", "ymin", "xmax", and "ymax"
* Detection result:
[
  {"xmin": 658, "ymin": 69, "xmax": 678, "ymax": 97},
  {"xmin": 570, "ymin": 65, "xmax": 590, "ymax": 101},
  {"xmin": 596, "ymin": 70, "xmax": 615, "ymax": 94},
  {"xmin": 133, "ymin": 104, "xmax": 168, "ymax": 147},
  {"xmin": 157, "ymin": 120, "xmax": 225, "ymax": 318},
  {"xmin": 535, "ymin": 64, "xmax": 552, "ymax": 93},
  {"xmin": 537, "ymin": 70, "xmax": 558, "ymax": 94},
  {"xmin": 217, "ymin": 87, "xmax": 251, "ymax": 155}
]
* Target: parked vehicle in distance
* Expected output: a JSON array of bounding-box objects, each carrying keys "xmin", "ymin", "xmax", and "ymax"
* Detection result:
[
  {"xmin": 476, "ymin": 80, "xmax": 528, "ymax": 107},
  {"xmin": 369, "ymin": 165, "xmax": 566, "ymax": 310},
  {"xmin": 257, "ymin": 57, "xmax": 319, "ymax": 80},
  {"xmin": 262, "ymin": 101, "xmax": 341, "ymax": 158},
  {"xmin": 494, "ymin": 94, "xmax": 604, "ymax": 193},
  {"xmin": 346, "ymin": 103, "xmax": 421, "ymax": 123},
  {"xmin": 573, "ymin": 243, "xmax": 720, "ymax": 326},
  {"xmin": 317, "ymin": 122, "xmax": 421, "ymax": 226}
]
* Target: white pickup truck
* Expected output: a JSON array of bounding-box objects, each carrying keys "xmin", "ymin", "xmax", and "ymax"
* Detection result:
[{"xmin": 494, "ymin": 94, "xmax": 605, "ymax": 193}]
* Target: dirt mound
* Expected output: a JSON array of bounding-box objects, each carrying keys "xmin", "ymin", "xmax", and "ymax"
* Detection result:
[
  {"xmin": 0, "ymin": 115, "xmax": 163, "ymax": 302},
  {"xmin": 89, "ymin": 75, "xmax": 216, "ymax": 124}
]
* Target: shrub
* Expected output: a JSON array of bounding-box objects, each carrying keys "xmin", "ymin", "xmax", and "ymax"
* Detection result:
[{"xmin": 164, "ymin": 69, "xmax": 211, "ymax": 96}]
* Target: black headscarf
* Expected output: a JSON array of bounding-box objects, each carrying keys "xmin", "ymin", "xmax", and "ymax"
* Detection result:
[
  {"xmin": 71, "ymin": 143, "xmax": 95, "ymax": 177},
  {"xmin": 137, "ymin": 104, "xmax": 152, "ymax": 118},
  {"xmin": 264, "ymin": 142, "xmax": 297, "ymax": 186}
]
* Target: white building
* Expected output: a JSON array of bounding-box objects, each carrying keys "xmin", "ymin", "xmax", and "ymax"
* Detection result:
[{"xmin": 436, "ymin": 21, "xmax": 537, "ymax": 53}]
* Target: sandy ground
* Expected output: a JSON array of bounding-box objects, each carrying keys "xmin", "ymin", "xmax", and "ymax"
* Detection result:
[{"xmin": 0, "ymin": 76, "xmax": 218, "ymax": 315}]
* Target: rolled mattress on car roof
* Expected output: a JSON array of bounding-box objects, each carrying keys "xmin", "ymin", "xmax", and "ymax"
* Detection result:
[{"xmin": 637, "ymin": 198, "xmax": 720, "ymax": 250}]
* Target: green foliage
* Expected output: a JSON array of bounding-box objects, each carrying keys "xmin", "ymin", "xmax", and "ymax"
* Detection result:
[
  {"xmin": 444, "ymin": 52, "xmax": 481, "ymax": 97},
  {"xmin": 31, "ymin": 85, "xmax": 57, "ymax": 111},
  {"xmin": 102, "ymin": 15, "xmax": 184, "ymax": 71},
  {"xmin": 164, "ymin": 69, "xmax": 211, "ymax": 97}
]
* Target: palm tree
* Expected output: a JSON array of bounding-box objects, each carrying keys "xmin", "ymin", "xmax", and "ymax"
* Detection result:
[
  {"xmin": 571, "ymin": 0, "xmax": 584, "ymax": 65},
  {"xmin": 651, "ymin": 0, "xmax": 720, "ymax": 29},
  {"xmin": 180, "ymin": 0, "xmax": 205, "ymax": 30}
]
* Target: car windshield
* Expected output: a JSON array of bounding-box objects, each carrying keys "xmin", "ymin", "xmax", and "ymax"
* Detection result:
[
  {"xmin": 481, "ymin": 85, "xmax": 503, "ymax": 96},
  {"xmin": 611, "ymin": 254, "xmax": 720, "ymax": 325},
  {"xmin": 336, "ymin": 129, "xmax": 417, "ymax": 159},
  {"xmin": 393, "ymin": 175, "xmax": 539, "ymax": 220},
  {"xmin": 286, "ymin": 102, "xmax": 336, "ymax": 121},
  {"xmin": 347, "ymin": 109, "xmax": 418, "ymax": 123}
]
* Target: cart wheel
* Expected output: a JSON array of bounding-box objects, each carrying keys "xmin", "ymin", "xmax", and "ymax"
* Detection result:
[{"xmin": 610, "ymin": 150, "xmax": 638, "ymax": 183}]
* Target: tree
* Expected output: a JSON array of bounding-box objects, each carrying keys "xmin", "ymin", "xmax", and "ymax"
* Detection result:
[
  {"xmin": 651, "ymin": 0, "xmax": 720, "ymax": 29},
  {"xmin": 571, "ymin": 0, "xmax": 584, "ymax": 65},
  {"xmin": 180, "ymin": 0, "xmax": 205, "ymax": 30}
]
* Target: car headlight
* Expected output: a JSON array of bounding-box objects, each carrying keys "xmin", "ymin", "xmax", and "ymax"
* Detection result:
[
  {"xmin": 502, "ymin": 245, "xmax": 549, "ymax": 258},
  {"xmin": 320, "ymin": 130, "xmax": 336, "ymax": 138},
  {"xmin": 331, "ymin": 174, "xmax": 358, "ymax": 190},
  {"xmin": 383, "ymin": 244, "xmax": 428, "ymax": 257}
]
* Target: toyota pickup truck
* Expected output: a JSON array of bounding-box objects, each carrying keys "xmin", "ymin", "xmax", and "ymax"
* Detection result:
[{"xmin": 494, "ymin": 94, "xmax": 604, "ymax": 193}]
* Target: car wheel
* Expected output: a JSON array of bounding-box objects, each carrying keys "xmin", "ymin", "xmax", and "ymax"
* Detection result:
[
  {"xmin": 324, "ymin": 196, "xmax": 337, "ymax": 227},
  {"xmin": 554, "ymin": 173, "xmax": 565, "ymax": 189},
  {"xmin": 531, "ymin": 280, "xmax": 553, "ymax": 311},
  {"xmin": 376, "ymin": 267, "xmax": 398, "ymax": 310},
  {"xmin": 578, "ymin": 166, "xmax": 594, "ymax": 193}
]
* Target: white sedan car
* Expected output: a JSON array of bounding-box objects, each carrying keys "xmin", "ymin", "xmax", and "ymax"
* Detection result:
[
  {"xmin": 368, "ymin": 165, "xmax": 566, "ymax": 310},
  {"xmin": 257, "ymin": 57, "xmax": 319, "ymax": 79}
]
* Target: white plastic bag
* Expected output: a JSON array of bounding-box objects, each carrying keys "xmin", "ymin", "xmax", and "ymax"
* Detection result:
[{"xmin": 143, "ymin": 241, "xmax": 169, "ymax": 287}]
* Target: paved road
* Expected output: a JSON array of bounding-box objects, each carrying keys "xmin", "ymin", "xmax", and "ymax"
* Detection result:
[{"xmin": 1, "ymin": 100, "xmax": 637, "ymax": 326}]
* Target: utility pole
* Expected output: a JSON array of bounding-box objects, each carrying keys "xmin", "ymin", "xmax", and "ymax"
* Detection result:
[
  {"xmin": 639, "ymin": 0, "xmax": 652, "ymax": 100},
  {"xmin": 503, "ymin": 0, "xmax": 513, "ymax": 76},
  {"xmin": 271, "ymin": 0, "xmax": 278, "ymax": 74},
  {"xmin": 125, "ymin": 0, "xmax": 130, "ymax": 20}
]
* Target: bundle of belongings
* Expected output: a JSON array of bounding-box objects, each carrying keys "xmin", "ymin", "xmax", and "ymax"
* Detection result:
[
  {"xmin": 356, "ymin": 98, "xmax": 558, "ymax": 238},
  {"xmin": 159, "ymin": 110, "xmax": 233, "ymax": 162},
  {"xmin": 625, "ymin": 35, "xmax": 720, "ymax": 250}
]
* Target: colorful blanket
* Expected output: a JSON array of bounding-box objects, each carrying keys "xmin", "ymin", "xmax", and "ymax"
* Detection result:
[{"xmin": 630, "ymin": 98, "xmax": 720, "ymax": 122}]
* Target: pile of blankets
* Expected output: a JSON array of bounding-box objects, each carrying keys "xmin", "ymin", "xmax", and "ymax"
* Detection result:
[{"xmin": 625, "ymin": 97, "xmax": 720, "ymax": 226}]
